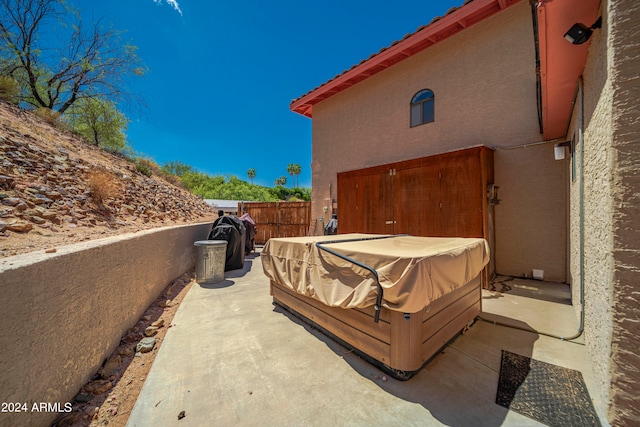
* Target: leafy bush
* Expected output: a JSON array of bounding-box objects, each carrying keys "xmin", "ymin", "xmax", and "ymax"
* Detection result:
[
  {"xmin": 0, "ymin": 76, "xmax": 20, "ymax": 104},
  {"xmin": 161, "ymin": 161, "xmax": 193, "ymax": 177},
  {"xmin": 135, "ymin": 158, "xmax": 154, "ymax": 177}
]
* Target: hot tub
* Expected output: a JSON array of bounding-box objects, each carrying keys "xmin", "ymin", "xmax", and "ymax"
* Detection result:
[{"xmin": 261, "ymin": 234, "xmax": 489, "ymax": 379}]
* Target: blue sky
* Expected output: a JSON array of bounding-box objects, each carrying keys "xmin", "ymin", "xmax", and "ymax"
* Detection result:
[{"xmin": 70, "ymin": 0, "xmax": 463, "ymax": 188}]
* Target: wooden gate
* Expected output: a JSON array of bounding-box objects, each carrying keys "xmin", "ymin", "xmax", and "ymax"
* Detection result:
[{"xmin": 239, "ymin": 201, "xmax": 311, "ymax": 244}]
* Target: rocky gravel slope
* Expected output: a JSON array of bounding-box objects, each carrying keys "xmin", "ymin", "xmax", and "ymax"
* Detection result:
[{"xmin": 0, "ymin": 102, "xmax": 217, "ymax": 257}]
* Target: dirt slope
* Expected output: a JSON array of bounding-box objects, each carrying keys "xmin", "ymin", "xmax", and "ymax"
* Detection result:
[{"xmin": 0, "ymin": 101, "xmax": 217, "ymax": 257}]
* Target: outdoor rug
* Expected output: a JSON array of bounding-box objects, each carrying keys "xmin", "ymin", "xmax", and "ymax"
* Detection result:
[{"xmin": 496, "ymin": 350, "xmax": 601, "ymax": 426}]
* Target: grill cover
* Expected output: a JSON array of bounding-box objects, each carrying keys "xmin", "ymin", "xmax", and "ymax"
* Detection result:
[{"xmin": 209, "ymin": 216, "xmax": 246, "ymax": 271}]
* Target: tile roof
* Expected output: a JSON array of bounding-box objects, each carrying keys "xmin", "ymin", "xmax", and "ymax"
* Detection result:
[{"xmin": 291, "ymin": 0, "xmax": 523, "ymax": 117}]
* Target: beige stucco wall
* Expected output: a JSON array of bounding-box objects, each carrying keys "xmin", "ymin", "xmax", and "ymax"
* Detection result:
[
  {"xmin": 607, "ymin": 0, "xmax": 640, "ymax": 421},
  {"xmin": 0, "ymin": 222, "xmax": 211, "ymax": 426},
  {"xmin": 568, "ymin": 0, "xmax": 640, "ymax": 423},
  {"xmin": 310, "ymin": 1, "xmax": 567, "ymax": 282},
  {"xmin": 493, "ymin": 144, "xmax": 567, "ymax": 281},
  {"xmin": 568, "ymin": 21, "xmax": 614, "ymax": 411}
]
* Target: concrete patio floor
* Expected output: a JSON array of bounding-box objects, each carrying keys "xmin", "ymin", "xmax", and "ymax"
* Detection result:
[{"xmin": 127, "ymin": 249, "xmax": 610, "ymax": 426}]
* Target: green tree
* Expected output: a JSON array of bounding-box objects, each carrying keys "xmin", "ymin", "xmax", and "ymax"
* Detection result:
[
  {"xmin": 0, "ymin": 0, "xmax": 145, "ymax": 114},
  {"xmin": 246, "ymin": 168, "xmax": 256, "ymax": 184},
  {"xmin": 180, "ymin": 171, "xmax": 225, "ymax": 196},
  {"xmin": 269, "ymin": 186, "xmax": 311, "ymax": 202},
  {"xmin": 162, "ymin": 161, "xmax": 194, "ymax": 177},
  {"xmin": 170, "ymin": 166, "xmax": 311, "ymax": 202},
  {"xmin": 66, "ymin": 98, "xmax": 128, "ymax": 152},
  {"xmin": 287, "ymin": 163, "xmax": 302, "ymax": 187},
  {"xmin": 178, "ymin": 172, "xmax": 279, "ymax": 202}
]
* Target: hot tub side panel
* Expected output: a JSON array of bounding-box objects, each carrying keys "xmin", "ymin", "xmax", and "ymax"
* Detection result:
[{"xmin": 270, "ymin": 275, "xmax": 481, "ymax": 374}]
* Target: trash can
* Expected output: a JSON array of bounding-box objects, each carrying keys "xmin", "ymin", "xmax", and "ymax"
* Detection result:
[{"xmin": 194, "ymin": 240, "xmax": 227, "ymax": 284}]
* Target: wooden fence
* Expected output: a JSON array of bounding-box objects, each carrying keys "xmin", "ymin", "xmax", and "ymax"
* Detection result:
[{"xmin": 239, "ymin": 201, "xmax": 311, "ymax": 244}]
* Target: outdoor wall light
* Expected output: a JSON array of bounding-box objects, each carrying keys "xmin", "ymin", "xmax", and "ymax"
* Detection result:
[
  {"xmin": 554, "ymin": 141, "xmax": 572, "ymax": 160},
  {"xmin": 564, "ymin": 17, "xmax": 602, "ymax": 44}
]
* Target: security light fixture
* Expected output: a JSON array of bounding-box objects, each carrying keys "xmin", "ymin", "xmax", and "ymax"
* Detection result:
[
  {"xmin": 554, "ymin": 141, "xmax": 572, "ymax": 160},
  {"xmin": 564, "ymin": 17, "xmax": 602, "ymax": 45}
]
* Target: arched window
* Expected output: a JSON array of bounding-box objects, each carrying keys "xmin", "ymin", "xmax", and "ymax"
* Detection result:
[{"xmin": 410, "ymin": 89, "xmax": 434, "ymax": 127}]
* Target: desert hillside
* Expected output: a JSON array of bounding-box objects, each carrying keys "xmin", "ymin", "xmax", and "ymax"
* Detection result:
[{"xmin": 0, "ymin": 101, "xmax": 217, "ymax": 257}]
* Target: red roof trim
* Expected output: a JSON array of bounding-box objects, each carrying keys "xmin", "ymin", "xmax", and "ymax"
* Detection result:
[
  {"xmin": 291, "ymin": 0, "xmax": 523, "ymax": 118},
  {"xmin": 537, "ymin": 0, "xmax": 600, "ymax": 139}
]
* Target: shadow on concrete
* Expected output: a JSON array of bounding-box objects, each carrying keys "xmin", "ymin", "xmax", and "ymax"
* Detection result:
[
  {"xmin": 273, "ymin": 304, "xmax": 539, "ymax": 427},
  {"xmin": 198, "ymin": 279, "xmax": 236, "ymax": 289},
  {"xmin": 224, "ymin": 253, "xmax": 260, "ymax": 279},
  {"xmin": 482, "ymin": 292, "xmax": 506, "ymax": 300},
  {"xmin": 365, "ymin": 315, "xmax": 538, "ymax": 427},
  {"xmin": 489, "ymin": 277, "xmax": 572, "ymax": 305}
]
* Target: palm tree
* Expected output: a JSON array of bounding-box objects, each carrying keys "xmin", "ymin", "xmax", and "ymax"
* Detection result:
[
  {"xmin": 274, "ymin": 176, "xmax": 287, "ymax": 187},
  {"xmin": 287, "ymin": 163, "xmax": 302, "ymax": 187},
  {"xmin": 287, "ymin": 164, "xmax": 295, "ymax": 187},
  {"xmin": 293, "ymin": 164, "xmax": 302, "ymax": 187},
  {"xmin": 246, "ymin": 168, "xmax": 256, "ymax": 184}
]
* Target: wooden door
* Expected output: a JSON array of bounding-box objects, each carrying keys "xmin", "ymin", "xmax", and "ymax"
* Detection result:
[
  {"xmin": 394, "ymin": 164, "xmax": 438, "ymax": 236},
  {"xmin": 337, "ymin": 173, "xmax": 361, "ymax": 233},
  {"xmin": 438, "ymin": 150, "xmax": 484, "ymax": 238},
  {"xmin": 361, "ymin": 170, "xmax": 394, "ymax": 234}
]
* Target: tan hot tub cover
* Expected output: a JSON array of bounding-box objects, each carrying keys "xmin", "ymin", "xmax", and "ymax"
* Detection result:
[{"xmin": 261, "ymin": 234, "xmax": 489, "ymax": 313}]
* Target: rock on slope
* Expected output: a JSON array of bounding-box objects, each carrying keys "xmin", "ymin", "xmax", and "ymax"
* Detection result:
[{"xmin": 0, "ymin": 101, "xmax": 217, "ymax": 257}]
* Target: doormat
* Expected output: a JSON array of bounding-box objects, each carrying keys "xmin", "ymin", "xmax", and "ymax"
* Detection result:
[{"xmin": 496, "ymin": 350, "xmax": 601, "ymax": 427}]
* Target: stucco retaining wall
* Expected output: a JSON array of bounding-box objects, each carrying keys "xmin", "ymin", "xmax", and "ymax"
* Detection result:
[{"xmin": 0, "ymin": 222, "xmax": 212, "ymax": 426}]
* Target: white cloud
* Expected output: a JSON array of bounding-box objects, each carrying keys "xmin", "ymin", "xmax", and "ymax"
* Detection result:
[{"xmin": 153, "ymin": 0, "xmax": 183, "ymax": 16}]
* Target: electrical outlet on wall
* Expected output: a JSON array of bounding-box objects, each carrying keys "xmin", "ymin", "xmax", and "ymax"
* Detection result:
[{"xmin": 532, "ymin": 269, "xmax": 544, "ymax": 280}]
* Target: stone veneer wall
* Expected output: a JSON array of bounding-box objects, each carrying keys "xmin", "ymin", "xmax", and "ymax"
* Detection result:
[
  {"xmin": 570, "ymin": 0, "xmax": 640, "ymax": 423},
  {"xmin": 0, "ymin": 222, "xmax": 211, "ymax": 426}
]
